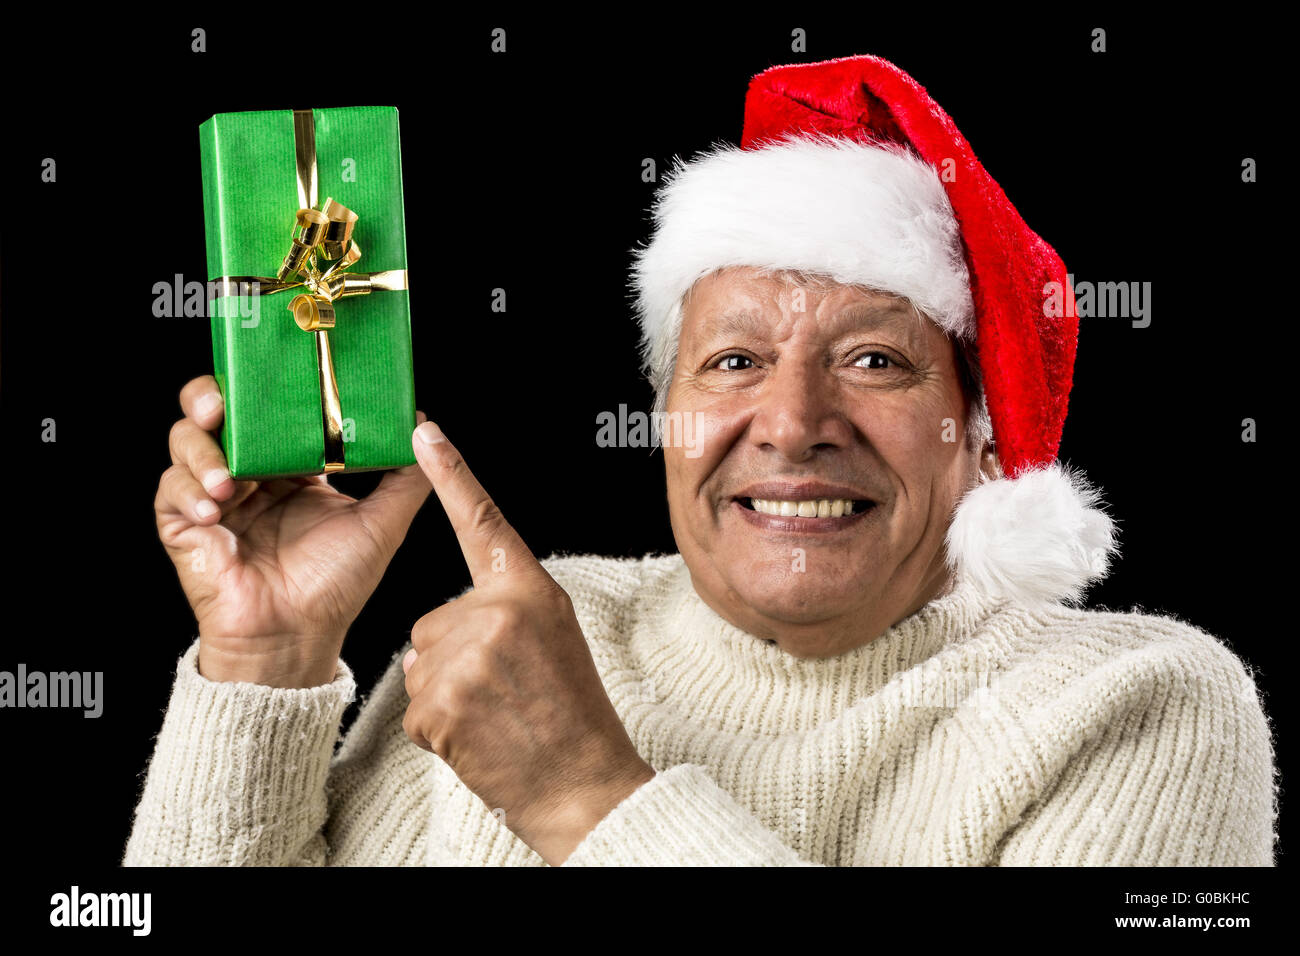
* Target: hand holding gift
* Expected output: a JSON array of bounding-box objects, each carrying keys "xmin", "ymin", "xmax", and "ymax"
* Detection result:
[
  {"xmin": 201, "ymin": 107, "xmax": 416, "ymax": 480},
  {"xmin": 155, "ymin": 375, "xmax": 432, "ymax": 688}
]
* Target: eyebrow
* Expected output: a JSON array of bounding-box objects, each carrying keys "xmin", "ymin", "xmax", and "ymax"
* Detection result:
[{"xmin": 706, "ymin": 309, "xmax": 769, "ymax": 339}]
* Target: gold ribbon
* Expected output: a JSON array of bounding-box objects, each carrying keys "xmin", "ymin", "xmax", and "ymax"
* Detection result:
[{"xmin": 215, "ymin": 108, "xmax": 409, "ymax": 474}]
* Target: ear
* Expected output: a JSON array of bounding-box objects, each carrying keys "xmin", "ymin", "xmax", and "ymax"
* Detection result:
[
  {"xmin": 976, "ymin": 440, "xmax": 1001, "ymax": 484},
  {"xmin": 945, "ymin": 462, "xmax": 1119, "ymax": 608}
]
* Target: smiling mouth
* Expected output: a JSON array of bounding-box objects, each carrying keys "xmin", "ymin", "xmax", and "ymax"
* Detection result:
[{"xmin": 737, "ymin": 497, "xmax": 875, "ymax": 518}]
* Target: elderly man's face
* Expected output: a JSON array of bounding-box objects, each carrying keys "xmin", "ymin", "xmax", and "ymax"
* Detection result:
[{"xmin": 664, "ymin": 266, "xmax": 989, "ymax": 657}]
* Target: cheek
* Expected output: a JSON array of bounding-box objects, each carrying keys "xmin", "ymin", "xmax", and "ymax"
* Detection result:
[
  {"xmin": 664, "ymin": 401, "xmax": 750, "ymax": 495},
  {"xmin": 859, "ymin": 392, "xmax": 966, "ymax": 489},
  {"xmin": 662, "ymin": 438, "xmax": 713, "ymax": 526}
]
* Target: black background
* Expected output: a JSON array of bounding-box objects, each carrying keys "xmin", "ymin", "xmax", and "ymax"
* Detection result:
[{"xmin": 0, "ymin": 8, "xmax": 1287, "ymax": 934}]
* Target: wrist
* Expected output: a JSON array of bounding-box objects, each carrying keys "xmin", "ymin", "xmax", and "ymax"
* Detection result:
[
  {"xmin": 197, "ymin": 634, "xmax": 345, "ymax": 688},
  {"xmin": 526, "ymin": 759, "xmax": 656, "ymax": 865}
]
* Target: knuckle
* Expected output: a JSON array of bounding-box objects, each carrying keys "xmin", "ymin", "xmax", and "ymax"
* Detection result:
[
  {"xmin": 355, "ymin": 508, "xmax": 396, "ymax": 557},
  {"xmin": 439, "ymin": 669, "xmax": 477, "ymax": 712},
  {"xmin": 470, "ymin": 497, "xmax": 504, "ymax": 536},
  {"xmin": 160, "ymin": 463, "xmax": 189, "ymax": 490},
  {"xmin": 543, "ymin": 579, "xmax": 573, "ymax": 611},
  {"xmin": 401, "ymin": 707, "xmax": 422, "ymax": 742},
  {"xmin": 486, "ymin": 601, "xmax": 523, "ymax": 634},
  {"xmin": 154, "ymin": 480, "xmax": 172, "ymax": 515},
  {"xmin": 405, "ymin": 692, "xmax": 452, "ymax": 757},
  {"xmin": 427, "ymin": 731, "xmax": 448, "ymax": 758},
  {"xmin": 409, "ymin": 621, "xmax": 429, "ymax": 652},
  {"xmin": 168, "ymin": 418, "xmax": 189, "ymax": 451},
  {"xmin": 459, "ymin": 639, "xmax": 497, "ymax": 680},
  {"xmin": 434, "ymin": 447, "xmax": 467, "ymax": 476},
  {"xmin": 410, "ymin": 606, "xmax": 448, "ymax": 650}
]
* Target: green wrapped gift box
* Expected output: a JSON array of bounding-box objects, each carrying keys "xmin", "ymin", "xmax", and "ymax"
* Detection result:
[{"xmin": 199, "ymin": 106, "xmax": 416, "ymax": 480}]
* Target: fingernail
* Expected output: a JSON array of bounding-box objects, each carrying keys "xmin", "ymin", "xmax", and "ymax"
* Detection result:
[
  {"xmin": 202, "ymin": 468, "xmax": 230, "ymax": 493},
  {"xmin": 416, "ymin": 421, "xmax": 445, "ymax": 445},
  {"xmin": 195, "ymin": 499, "xmax": 218, "ymax": 519},
  {"xmin": 196, "ymin": 392, "xmax": 223, "ymax": 418},
  {"xmin": 402, "ymin": 648, "xmax": 417, "ymax": 672}
]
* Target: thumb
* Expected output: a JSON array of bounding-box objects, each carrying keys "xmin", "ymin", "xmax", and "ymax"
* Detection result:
[{"xmin": 354, "ymin": 412, "xmax": 433, "ymax": 550}]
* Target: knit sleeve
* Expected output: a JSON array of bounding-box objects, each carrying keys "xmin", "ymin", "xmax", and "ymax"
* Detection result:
[
  {"xmin": 993, "ymin": 629, "xmax": 1278, "ymax": 866},
  {"xmin": 122, "ymin": 638, "xmax": 356, "ymax": 867},
  {"xmin": 561, "ymin": 764, "xmax": 821, "ymax": 866}
]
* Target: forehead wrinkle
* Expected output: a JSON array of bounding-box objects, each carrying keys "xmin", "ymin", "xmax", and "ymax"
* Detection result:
[
  {"xmin": 824, "ymin": 299, "xmax": 928, "ymax": 346},
  {"xmin": 699, "ymin": 308, "xmax": 771, "ymax": 341},
  {"xmin": 691, "ymin": 295, "xmax": 927, "ymax": 351}
]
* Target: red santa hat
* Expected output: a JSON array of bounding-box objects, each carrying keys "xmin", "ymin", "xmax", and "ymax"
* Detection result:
[{"xmin": 633, "ymin": 54, "xmax": 1117, "ymax": 607}]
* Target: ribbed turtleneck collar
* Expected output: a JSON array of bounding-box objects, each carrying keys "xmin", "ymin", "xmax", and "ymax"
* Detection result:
[{"xmin": 626, "ymin": 555, "xmax": 1008, "ymax": 735}]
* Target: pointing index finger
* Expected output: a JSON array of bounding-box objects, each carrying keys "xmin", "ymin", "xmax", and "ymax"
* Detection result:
[{"xmin": 412, "ymin": 420, "xmax": 542, "ymax": 587}]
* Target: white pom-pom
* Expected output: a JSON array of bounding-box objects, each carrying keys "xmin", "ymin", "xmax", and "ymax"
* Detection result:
[{"xmin": 945, "ymin": 463, "xmax": 1119, "ymax": 607}]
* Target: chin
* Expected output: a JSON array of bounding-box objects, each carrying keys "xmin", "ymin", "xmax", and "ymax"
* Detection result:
[{"xmin": 724, "ymin": 558, "xmax": 876, "ymax": 625}]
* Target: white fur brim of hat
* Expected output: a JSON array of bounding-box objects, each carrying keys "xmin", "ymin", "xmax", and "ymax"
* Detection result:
[
  {"xmin": 632, "ymin": 134, "xmax": 1119, "ymax": 607},
  {"xmin": 633, "ymin": 135, "xmax": 976, "ymax": 390}
]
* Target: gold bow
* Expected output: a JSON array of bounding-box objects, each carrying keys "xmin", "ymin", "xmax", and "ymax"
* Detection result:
[
  {"xmin": 215, "ymin": 109, "xmax": 408, "ymax": 473},
  {"xmin": 277, "ymin": 197, "xmax": 379, "ymax": 473}
]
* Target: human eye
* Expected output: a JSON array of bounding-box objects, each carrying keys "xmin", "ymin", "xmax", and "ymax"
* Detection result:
[
  {"xmin": 851, "ymin": 350, "xmax": 908, "ymax": 372},
  {"xmin": 711, "ymin": 353, "xmax": 756, "ymax": 371}
]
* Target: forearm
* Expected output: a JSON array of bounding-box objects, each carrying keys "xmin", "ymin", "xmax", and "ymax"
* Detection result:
[{"xmin": 123, "ymin": 638, "xmax": 356, "ymax": 866}]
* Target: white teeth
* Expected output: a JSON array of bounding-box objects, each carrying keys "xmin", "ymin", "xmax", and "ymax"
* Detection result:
[{"xmin": 749, "ymin": 498, "xmax": 859, "ymax": 517}]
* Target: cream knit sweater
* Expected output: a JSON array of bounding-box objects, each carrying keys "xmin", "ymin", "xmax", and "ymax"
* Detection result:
[{"xmin": 122, "ymin": 553, "xmax": 1278, "ymax": 866}]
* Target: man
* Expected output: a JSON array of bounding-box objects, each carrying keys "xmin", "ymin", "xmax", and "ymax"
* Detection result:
[{"xmin": 126, "ymin": 54, "xmax": 1277, "ymax": 866}]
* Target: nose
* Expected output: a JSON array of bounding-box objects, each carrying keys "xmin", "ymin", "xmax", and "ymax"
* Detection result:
[{"xmin": 746, "ymin": 356, "xmax": 853, "ymax": 461}]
